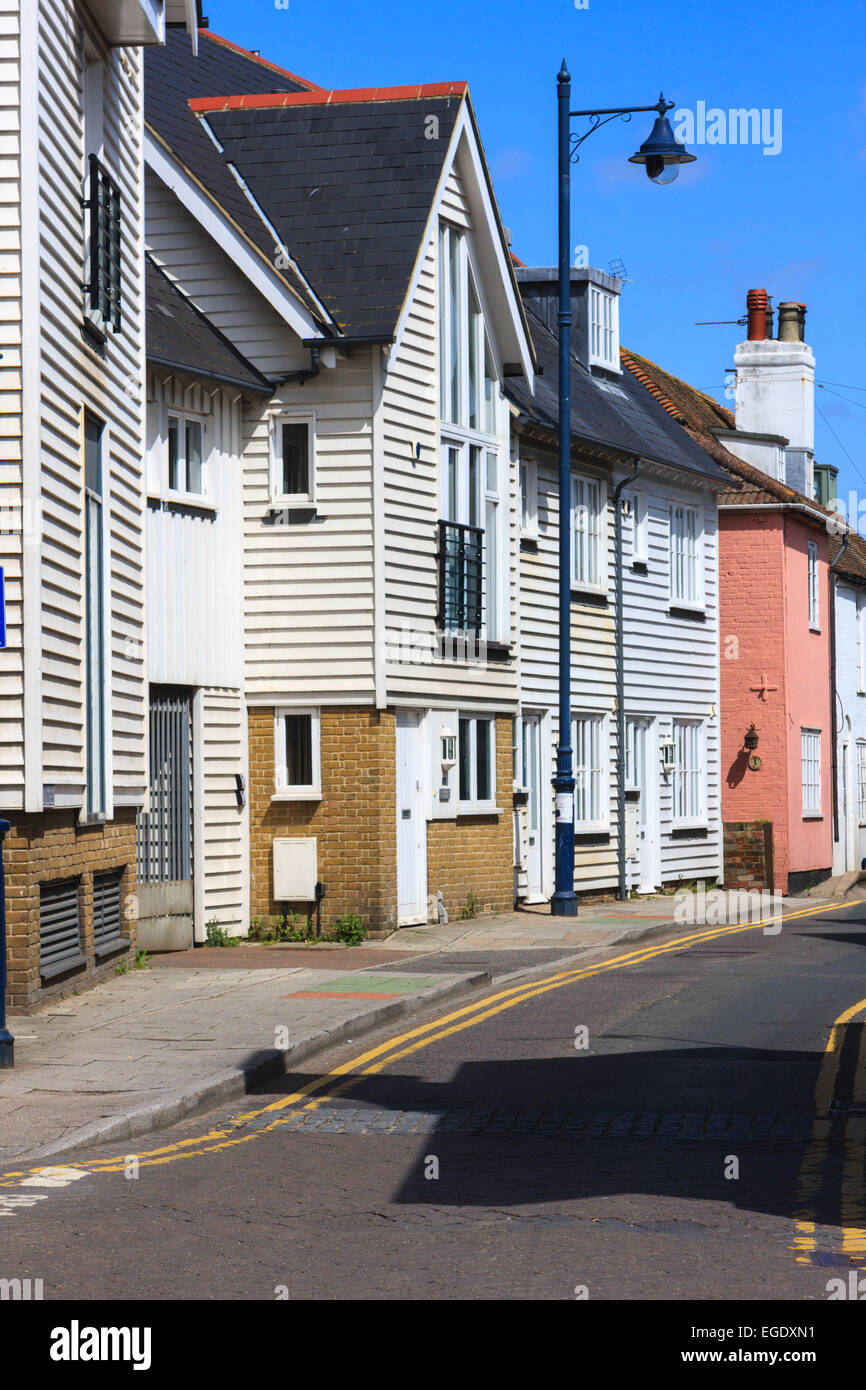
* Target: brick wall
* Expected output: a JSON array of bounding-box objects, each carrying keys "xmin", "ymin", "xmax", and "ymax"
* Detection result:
[
  {"xmin": 427, "ymin": 715, "xmax": 514, "ymax": 920},
  {"xmin": 248, "ymin": 707, "xmax": 398, "ymax": 934},
  {"xmin": 3, "ymin": 810, "xmax": 138, "ymax": 1011},
  {"xmin": 723, "ymin": 820, "xmax": 774, "ymax": 890}
]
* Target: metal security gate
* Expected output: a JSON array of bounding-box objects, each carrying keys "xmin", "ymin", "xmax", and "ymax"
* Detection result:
[{"xmin": 136, "ymin": 689, "xmax": 195, "ymax": 951}]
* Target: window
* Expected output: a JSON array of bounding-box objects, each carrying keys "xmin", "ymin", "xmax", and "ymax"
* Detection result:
[
  {"xmin": 626, "ymin": 488, "xmax": 648, "ymax": 563},
  {"xmin": 439, "ymin": 442, "xmax": 502, "ymax": 639},
  {"xmin": 82, "ymin": 49, "xmax": 121, "ymax": 335},
  {"xmin": 167, "ymin": 414, "xmax": 204, "ymax": 497},
  {"xmin": 270, "ymin": 416, "xmax": 315, "ymax": 505},
  {"xmin": 858, "ymin": 743, "xmax": 866, "ymax": 824},
  {"xmin": 801, "ymin": 728, "xmax": 822, "ymax": 816},
  {"xmin": 589, "ymin": 286, "xmax": 619, "ymax": 370},
  {"xmin": 571, "ymin": 474, "xmax": 605, "ymax": 589},
  {"xmin": 439, "ymin": 223, "xmax": 499, "ymax": 433},
  {"xmin": 859, "ymin": 596, "xmax": 865, "ymax": 694},
  {"xmin": 808, "ymin": 540, "xmax": 820, "ymax": 629},
  {"xmin": 84, "ymin": 413, "xmax": 106, "ymax": 819},
  {"xmin": 274, "ymin": 709, "xmax": 321, "ymax": 798},
  {"xmin": 572, "ymin": 714, "xmax": 606, "ymax": 826},
  {"xmin": 520, "ymin": 457, "xmax": 538, "ymax": 537},
  {"xmin": 458, "ymin": 716, "xmax": 495, "ymax": 807},
  {"xmin": 672, "ymin": 720, "xmax": 705, "ymax": 825},
  {"xmin": 670, "ymin": 503, "xmax": 701, "ymax": 606}
]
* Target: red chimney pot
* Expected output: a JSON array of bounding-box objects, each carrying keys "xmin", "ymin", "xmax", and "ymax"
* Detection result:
[{"xmin": 746, "ymin": 288, "xmax": 769, "ymax": 341}]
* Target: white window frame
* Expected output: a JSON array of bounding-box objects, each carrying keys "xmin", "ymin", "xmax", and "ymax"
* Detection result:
[
  {"xmin": 457, "ymin": 714, "xmax": 497, "ymax": 811},
  {"xmin": 166, "ymin": 409, "xmax": 207, "ymax": 502},
  {"xmin": 669, "ymin": 501, "xmax": 703, "ymax": 610},
  {"xmin": 519, "ymin": 456, "xmax": 538, "ymax": 538},
  {"xmin": 439, "ymin": 221, "xmax": 500, "ymax": 436},
  {"xmin": 589, "ymin": 286, "xmax": 620, "ymax": 372},
  {"xmin": 858, "ymin": 742, "xmax": 866, "ymax": 825},
  {"xmin": 671, "ymin": 719, "xmax": 706, "ymax": 829},
  {"xmin": 858, "ymin": 593, "xmax": 866, "ymax": 695},
  {"xmin": 808, "ymin": 539, "xmax": 820, "ymax": 630},
  {"xmin": 274, "ymin": 707, "xmax": 321, "ymax": 800},
  {"xmin": 440, "ymin": 437, "xmax": 506, "ymax": 643},
  {"xmin": 269, "ymin": 412, "xmax": 317, "ymax": 507},
  {"xmin": 572, "ymin": 712, "xmax": 610, "ymax": 831},
  {"xmin": 571, "ymin": 473, "xmax": 607, "ymax": 593},
  {"xmin": 801, "ymin": 727, "xmax": 822, "ymax": 817}
]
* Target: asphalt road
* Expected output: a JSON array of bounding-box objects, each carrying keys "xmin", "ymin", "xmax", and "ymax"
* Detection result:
[{"xmin": 3, "ymin": 899, "xmax": 866, "ymax": 1301}]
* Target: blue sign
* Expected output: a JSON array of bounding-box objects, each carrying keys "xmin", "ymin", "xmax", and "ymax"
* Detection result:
[{"xmin": 0, "ymin": 567, "xmax": 5, "ymax": 649}]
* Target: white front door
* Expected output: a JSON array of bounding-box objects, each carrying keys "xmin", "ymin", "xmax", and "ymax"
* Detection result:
[
  {"xmin": 396, "ymin": 711, "xmax": 427, "ymax": 925},
  {"xmin": 626, "ymin": 717, "xmax": 660, "ymax": 893},
  {"xmin": 522, "ymin": 714, "xmax": 543, "ymax": 900}
]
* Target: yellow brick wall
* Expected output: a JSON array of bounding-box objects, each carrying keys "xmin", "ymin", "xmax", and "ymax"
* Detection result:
[
  {"xmin": 248, "ymin": 707, "xmax": 398, "ymax": 934},
  {"xmin": 427, "ymin": 715, "xmax": 514, "ymax": 919},
  {"xmin": 3, "ymin": 810, "xmax": 138, "ymax": 1011}
]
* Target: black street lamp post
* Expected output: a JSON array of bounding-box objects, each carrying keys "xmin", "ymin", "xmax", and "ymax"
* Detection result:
[{"xmin": 551, "ymin": 64, "xmax": 696, "ymax": 917}]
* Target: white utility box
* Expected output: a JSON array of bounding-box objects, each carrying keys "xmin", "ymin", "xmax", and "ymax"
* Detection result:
[{"xmin": 273, "ymin": 837, "xmax": 318, "ymax": 901}]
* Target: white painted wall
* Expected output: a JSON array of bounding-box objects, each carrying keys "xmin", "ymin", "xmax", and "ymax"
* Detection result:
[{"xmin": 833, "ymin": 581, "xmax": 866, "ymax": 875}]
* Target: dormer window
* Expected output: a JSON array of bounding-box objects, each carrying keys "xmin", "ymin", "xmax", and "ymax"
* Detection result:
[{"xmin": 590, "ymin": 286, "xmax": 619, "ymax": 371}]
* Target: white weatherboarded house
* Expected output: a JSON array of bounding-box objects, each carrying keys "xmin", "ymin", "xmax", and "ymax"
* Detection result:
[
  {"xmin": 0, "ymin": 1, "xmax": 197, "ymax": 1009},
  {"xmin": 508, "ymin": 269, "xmax": 728, "ymax": 902},
  {"xmin": 142, "ymin": 31, "xmax": 534, "ymax": 936}
]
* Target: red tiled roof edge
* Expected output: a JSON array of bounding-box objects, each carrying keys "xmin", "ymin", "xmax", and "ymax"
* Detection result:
[
  {"xmin": 200, "ymin": 30, "xmax": 325, "ymax": 92},
  {"xmin": 189, "ymin": 82, "xmax": 468, "ymax": 114}
]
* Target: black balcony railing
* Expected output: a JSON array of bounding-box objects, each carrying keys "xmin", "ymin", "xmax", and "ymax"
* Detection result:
[
  {"xmin": 438, "ymin": 519, "xmax": 483, "ymax": 634},
  {"xmin": 83, "ymin": 154, "xmax": 122, "ymax": 332}
]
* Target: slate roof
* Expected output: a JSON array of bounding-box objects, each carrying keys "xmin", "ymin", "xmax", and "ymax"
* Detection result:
[
  {"xmin": 144, "ymin": 30, "xmax": 472, "ymax": 339},
  {"xmin": 145, "ymin": 254, "xmax": 273, "ymax": 395},
  {"xmin": 200, "ymin": 92, "xmax": 465, "ymax": 338},
  {"xmin": 506, "ymin": 305, "xmax": 733, "ymax": 486},
  {"xmin": 620, "ymin": 346, "xmax": 833, "ymax": 514},
  {"xmin": 144, "ymin": 29, "xmax": 327, "ymax": 324}
]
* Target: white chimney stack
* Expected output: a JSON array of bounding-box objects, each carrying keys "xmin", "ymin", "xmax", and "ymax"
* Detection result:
[{"xmin": 733, "ymin": 289, "xmax": 815, "ymax": 493}]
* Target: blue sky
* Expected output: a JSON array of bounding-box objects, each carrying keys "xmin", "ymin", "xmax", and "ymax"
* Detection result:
[{"xmin": 200, "ymin": 0, "xmax": 866, "ymax": 501}]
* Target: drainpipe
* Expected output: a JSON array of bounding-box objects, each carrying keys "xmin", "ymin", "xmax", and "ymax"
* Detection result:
[
  {"xmin": 0, "ymin": 819, "xmax": 13, "ymax": 1067},
  {"xmin": 614, "ymin": 459, "xmax": 642, "ymax": 900},
  {"xmin": 829, "ymin": 529, "xmax": 850, "ymax": 849}
]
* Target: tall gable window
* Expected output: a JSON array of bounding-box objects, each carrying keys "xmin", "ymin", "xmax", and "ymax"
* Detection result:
[
  {"xmin": 439, "ymin": 221, "xmax": 504, "ymax": 643},
  {"xmin": 670, "ymin": 502, "xmax": 702, "ymax": 608}
]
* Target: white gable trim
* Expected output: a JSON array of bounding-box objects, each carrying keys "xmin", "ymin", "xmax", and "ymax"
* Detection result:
[
  {"xmin": 391, "ymin": 102, "xmax": 534, "ymax": 390},
  {"xmin": 145, "ymin": 128, "xmax": 326, "ymax": 343}
]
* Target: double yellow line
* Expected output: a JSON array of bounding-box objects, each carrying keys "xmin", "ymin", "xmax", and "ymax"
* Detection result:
[
  {"xmin": 0, "ymin": 898, "xmax": 849, "ymax": 1183},
  {"xmin": 791, "ymin": 994, "xmax": 866, "ymax": 1266}
]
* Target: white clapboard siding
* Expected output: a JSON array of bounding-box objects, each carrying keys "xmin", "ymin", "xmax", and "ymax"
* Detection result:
[
  {"xmin": 518, "ymin": 440, "xmax": 722, "ymax": 891},
  {"xmin": 0, "ymin": 0, "xmax": 21, "ymax": 803},
  {"xmin": 37, "ymin": 3, "xmax": 147, "ymax": 808},
  {"xmin": 382, "ymin": 165, "xmax": 519, "ymax": 713},
  {"xmin": 197, "ymin": 687, "xmax": 248, "ymax": 935},
  {"xmin": 144, "ymin": 170, "xmax": 306, "ymax": 377},
  {"xmin": 242, "ymin": 357, "xmax": 378, "ymax": 704},
  {"xmin": 146, "ymin": 374, "xmax": 244, "ymax": 689},
  {"xmin": 439, "ymin": 165, "xmax": 471, "ymax": 231}
]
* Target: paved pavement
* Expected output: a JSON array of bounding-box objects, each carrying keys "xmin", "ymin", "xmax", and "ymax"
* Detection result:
[
  {"xmin": 0, "ymin": 896, "xmax": 822, "ymax": 1163},
  {"xmin": 0, "ymin": 896, "xmax": 861, "ymax": 1301}
]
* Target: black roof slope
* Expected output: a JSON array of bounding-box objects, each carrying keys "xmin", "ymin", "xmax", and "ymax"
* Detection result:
[
  {"xmin": 507, "ymin": 304, "xmax": 733, "ymax": 486},
  {"xmin": 146, "ymin": 254, "xmax": 273, "ymax": 395},
  {"xmin": 144, "ymin": 30, "xmax": 326, "ymax": 323},
  {"xmin": 204, "ymin": 97, "xmax": 463, "ymax": 338}
]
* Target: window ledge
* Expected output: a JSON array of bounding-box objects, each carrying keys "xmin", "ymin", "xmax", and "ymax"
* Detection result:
[
  {"xmin": 457, "ymin": 804, "xmax": 502, "ymax": 817},
  {"xmin": 571, "ymin": 587, "xmax": 609, "ymax": 607},
  {"xmin": 94, "ymin": 936, "xmax": 132, "ymax": 961},
  {"xmin": 668, "ymin": 605, "xmax": 706, "ymax": 623},
  {"xmin": 809, "ymin": 625, "xmax": 822, "ymax": 634},
  {"xmin": 670, "ymin": 821, "xmax": 709, "ymax": 835},
  {"xmin": 520, "ymin": 535, "xmax": 539, "ymax": 553},
  {"xmin": 802, "ymin": 814, "xmax": 824, "ymax": 821},
  {"xmin": 631, "ymin": 559, "xmax": 648, "ymax": 573},
  {"xmin": 266, "ymin": 506, "xmax": 319, "ymax": 526},
  {"xmin": 272, "ymin": 791, "xmax": 323, "ymax": 803},
  {"xmin": 40, "ymin": 952, "xmax": 88, "ymax": 982},
  {"xmin": 150, "ymin": 496, "xmax": 217, "ymax": 520}
]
